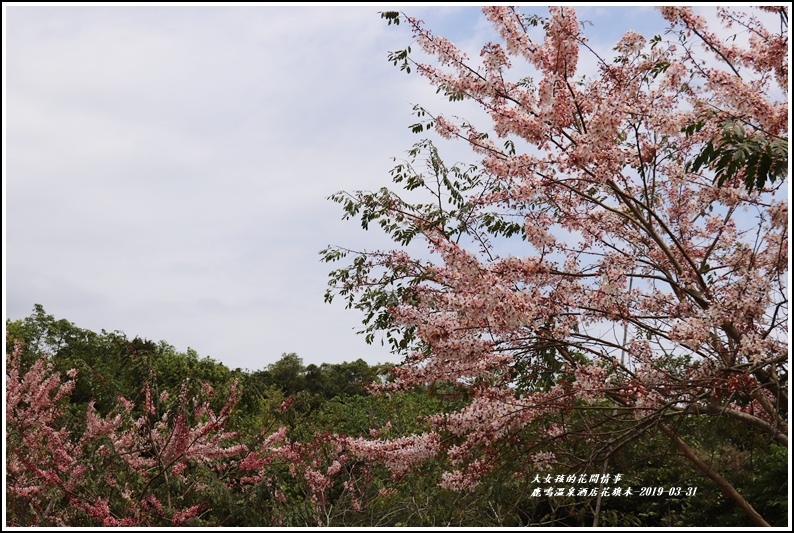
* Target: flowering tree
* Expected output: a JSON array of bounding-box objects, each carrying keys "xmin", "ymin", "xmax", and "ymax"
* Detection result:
[
  {"xmin": 5, "ymin": 342, "xmax": 366, "ymax": 526},
  {"xmin": 323, "ymin": 6, "xmax": 787, "ymax": 526},
  {"xmin": 6, "ymin": 341, "xmax": 247, "ymax": 526}
]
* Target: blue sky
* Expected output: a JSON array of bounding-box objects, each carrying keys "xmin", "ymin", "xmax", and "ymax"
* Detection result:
[{"xmin": 3, "ymin": 5, "xmax": 772, "ymax": 370}]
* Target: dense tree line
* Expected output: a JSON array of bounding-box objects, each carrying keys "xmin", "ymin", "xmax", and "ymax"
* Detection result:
[{"xmin": 6, "ymin": 306, "xmax": 786, "ymax": 526}]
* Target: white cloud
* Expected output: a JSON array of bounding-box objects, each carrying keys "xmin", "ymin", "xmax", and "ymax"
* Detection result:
[
  {"xmin": 8, "ymin": 5, "xmax": 752, "ymax": 371},
  {"xmin": 6, "ymin": 5, "xmax": 434, "ymax": 369}
]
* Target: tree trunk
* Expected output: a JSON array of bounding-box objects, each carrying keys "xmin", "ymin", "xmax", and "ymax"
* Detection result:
[{"xmin": 659, "ymin": 422, "xmax": 770, "ymax": 527}]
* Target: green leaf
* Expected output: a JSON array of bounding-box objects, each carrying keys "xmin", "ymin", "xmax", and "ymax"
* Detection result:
[{"xmin": 380, "ymin": 11, "xmax": 401, "ymax": 25}]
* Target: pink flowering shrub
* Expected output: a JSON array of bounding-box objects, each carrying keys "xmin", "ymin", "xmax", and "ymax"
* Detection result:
[
  {"xmin": 7, "ymin": 341, "xmax": 245, "ymax": 525},
  {"xmin": 5, "ymin": 342, "xmax": 360, "ymax": 527}
]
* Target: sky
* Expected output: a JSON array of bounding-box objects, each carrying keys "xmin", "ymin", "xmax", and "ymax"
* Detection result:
[{"xmin": 4, "ymin": 4, "xmax": 775, "ymax": 371}]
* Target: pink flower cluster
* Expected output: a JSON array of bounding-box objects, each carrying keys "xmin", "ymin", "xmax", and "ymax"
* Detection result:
[{"xmin": 331, "ymin": 5, "xmax": 788, "ymax": 488}]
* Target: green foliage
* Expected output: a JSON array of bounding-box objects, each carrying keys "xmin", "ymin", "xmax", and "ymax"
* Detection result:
[
  {"xmin": 322, "ymin": 140, "xmax": 521, "ymax": 353},
  {"xmin": 267, "ymin": 352, "xmax": 306, "ymax": 395},
  {"xmin": 6, "ymin": 306, "xmax": 237, "ymax": 428},
  {"xmin": 380, "ymin": 11, "xmax": 401, "ymax": 26},
  {"xmin": 7, "ymin": 307, "xmax": 787, "ymax": 526},
  {"xmin": 684, "ymin": 118, "xmax": 788, "ymax": 192}
]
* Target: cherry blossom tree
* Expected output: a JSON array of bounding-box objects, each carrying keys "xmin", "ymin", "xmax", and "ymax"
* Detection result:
[{"xmin": 323, "ymin": 6, "xmax": 787, "ymax": 526}]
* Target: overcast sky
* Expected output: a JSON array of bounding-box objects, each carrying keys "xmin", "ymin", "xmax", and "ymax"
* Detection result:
[{"xmin": 4, "ymin": 4, "xmax": 738, "ymax": 371}]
